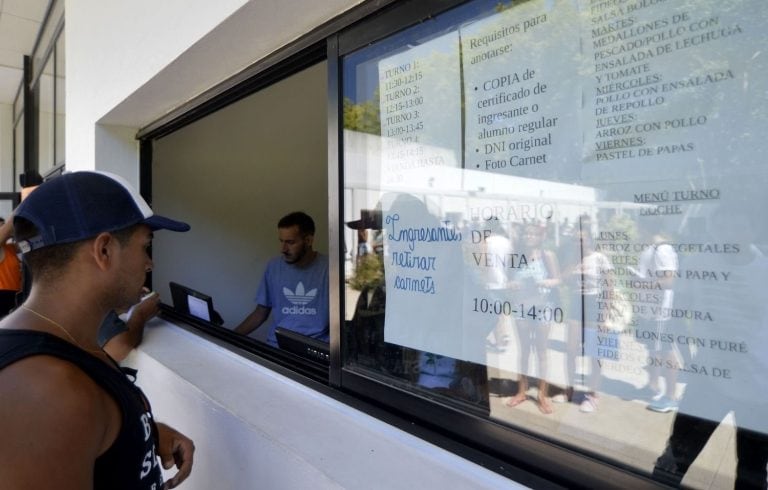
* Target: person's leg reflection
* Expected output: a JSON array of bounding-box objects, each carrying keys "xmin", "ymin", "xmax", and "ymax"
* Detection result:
[
  {"xmin": 652, "ymin": 411, "xmax": 718, "ymax": 486},
  {"xmin": 506, "ymin": 320, "xmax": 534, "ymax": 407},
  {"xmin": 535, "ymin": 322, "xmax": 553, "ymax": 414},
  {"xmin": 734, "ymin": 424, "xmax": 768, "ymax": 489}
]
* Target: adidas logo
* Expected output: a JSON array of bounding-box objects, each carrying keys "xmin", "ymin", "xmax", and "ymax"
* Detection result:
[
  {"xmin": 283, "ymin": 282, "xmax": 317, "ymax": 305},
  {"xmin": 282, "ymin": 282, "xmax": 318, "ymax": 315}
]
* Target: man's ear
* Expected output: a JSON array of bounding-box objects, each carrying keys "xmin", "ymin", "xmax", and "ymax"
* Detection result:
[{"xmin": 91, "ymin": 232, "xmax": 116, "ymax": 271}]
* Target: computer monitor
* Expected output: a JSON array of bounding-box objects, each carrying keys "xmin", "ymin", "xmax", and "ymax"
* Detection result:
[
  {"xmin": 169, "ymin": 281, "xmax": 223, "ymax": 325},
  {"xmin": 274, "ymin": 327, "xmax": 330, "ymax": 366}
]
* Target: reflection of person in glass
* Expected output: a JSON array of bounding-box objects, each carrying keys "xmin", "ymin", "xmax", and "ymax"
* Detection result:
[
  {"xmin": 634, "ymin": 227, "xmax": 680, "ymax": 413},
  {"xmin": 355, "ymin": 229, "xmax": 372, "ymax": 264},
  {"xmin": 383, "ymin": 195, "xmax": 487, "ymax": 406},
  {"xmin": 563, "ymin": 216, "xmax": 614, "ymax": 413},
  {"xmin": 504, "ymin": 223, "xmax": 560, "ymax": 414},
  {"xmin": 345, "ymin": 209, "xmax": 395, "ymax": 372},
  {"xmin": 474, "ymin": 218, "xmax": 514, "ymax": 352},
  {"xmin": 652, "ymin": 204, "xmax": 768, "ymax": 488}
]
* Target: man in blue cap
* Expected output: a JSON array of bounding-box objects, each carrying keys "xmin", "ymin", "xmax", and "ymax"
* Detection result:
[{"xmin": 0, "ymin": 171, "xmax": 195, "ymax": 489}]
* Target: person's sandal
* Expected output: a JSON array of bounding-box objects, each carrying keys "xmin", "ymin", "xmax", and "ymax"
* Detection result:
[
  {"xmin": 538, "ymin": 397, "xmax": 553, "ymax": 414},
  {"xmin": 580, "ymin": 394, "xmax": 598, "ymax": 413},
  {"xmin": 504, "ymin": 393, "xmax": 528, "ymax": 407}
]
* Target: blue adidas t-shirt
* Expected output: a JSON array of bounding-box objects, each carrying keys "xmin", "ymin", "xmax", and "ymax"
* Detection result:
[{"xmin": 255, "ymin": 253, "xmax": 329, "ymax": 346}]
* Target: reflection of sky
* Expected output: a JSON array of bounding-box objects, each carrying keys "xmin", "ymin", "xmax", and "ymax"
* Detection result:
[
  {"xmin": 343, "ymin": 0, "xmax": 768, "ymax": 243},
  {"xmin": 342, "ymin": 0, "xmax": 501, "ymax": 102}
]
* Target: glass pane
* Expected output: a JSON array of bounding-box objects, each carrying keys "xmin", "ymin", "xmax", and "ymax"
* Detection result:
[
  {"xmin": 13, "ymin": 116, "xmax": 24, "ymax": 193},
  {"xmin": 13, "ymin": 83, "xmax": 23, "ymax": 122},
  {"xmin": 0, "ymin": 201, "xmax": 13, "ymax": 223},
  {"xmin": 55, "ymin": 33, "xmax": 65, "ymax": 166},
  {"xmin": 341, "ymin": 0, "xmax": 768, "ymax": 487},
  {"xmin": 37, "ymin": 56, "xmax": 55, "ymax": 175}
]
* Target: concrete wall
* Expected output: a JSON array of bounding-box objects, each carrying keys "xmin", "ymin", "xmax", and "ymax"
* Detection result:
[
  {"xmin": 130, "ymin": 320, "xmax": 519, "ymax": 490},
  {"xmin": 64, "ymin": 0, "xmax": 249, "ymax": 170},
  {"xmin": 64, "ymin": 0, "xmax": 365, "ymax": 172}
]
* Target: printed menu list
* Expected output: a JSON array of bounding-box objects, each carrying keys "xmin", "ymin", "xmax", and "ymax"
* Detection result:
[
  {"xmin": 584, "ymin": 0, "xmax": 744, "ymax": 165},
  {"xmin": 588, "ymin": 223, "xmax": 768, "ymax": 420},
  {"xmin": 375, "ymin": 0, "xmax": 768, "ymax": 385}
]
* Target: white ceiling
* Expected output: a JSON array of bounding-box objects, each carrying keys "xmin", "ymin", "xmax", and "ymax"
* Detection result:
[{"xmin": 0, "ymin": 0, "xmax": 50, "ymax": 106}]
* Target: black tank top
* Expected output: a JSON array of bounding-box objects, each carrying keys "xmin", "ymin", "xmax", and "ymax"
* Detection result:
[{"xmin": 0, "ymin": 330, "xmax": 164, "ymax": 489}]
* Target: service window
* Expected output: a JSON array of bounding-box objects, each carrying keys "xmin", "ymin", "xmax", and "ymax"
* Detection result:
[
  {"xmin": 148, "ymin": 61, "xmax": 331, "ymax": 380},
  {"xmin": 340, "ymin": 0, "xmax": 768, "ymax": 486}
]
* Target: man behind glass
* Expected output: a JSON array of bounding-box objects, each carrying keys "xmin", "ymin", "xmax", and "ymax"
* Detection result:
[{"xmin": 235, "ymin": 211, "xmax": 329, "ymax": 346}]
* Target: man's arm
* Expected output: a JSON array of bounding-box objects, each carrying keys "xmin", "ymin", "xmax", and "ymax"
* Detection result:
[
  {"xmin": 0, "ymin": 356, "xmax": 118, "ymax": 489},
  {"xmin": 234, "ymin": 305, "xmax": 271, "ymax": 335},
  {"xmin": 103, "ymin": 291, "xmax": 160, "ymax": 362},
  {"xmin": 653, "ymin": 243, "xmax": 678, "ymax": 290},
  {"xmin": 156, "ymin": 422, "xmax": 195, "ymax": 489}
]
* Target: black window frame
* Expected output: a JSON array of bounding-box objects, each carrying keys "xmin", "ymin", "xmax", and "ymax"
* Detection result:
[
  {"xmin": 332, "ymin": 1, "xmax": 665, "ymax": 487},
  {"xmin": 29, "ymin": 0, "xmax": 65, "ymax": 175},
  {"xmin": 16, "ymin": 0, "xmax": 66, "ymax": 184}
]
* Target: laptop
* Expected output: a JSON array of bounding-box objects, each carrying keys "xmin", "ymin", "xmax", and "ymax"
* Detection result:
[
  {"xmin": 275, "ymin": 327, "xmax": 330, "ymax": 365},
  {"xmin": 169, "ymin": 281, "xmax": 223, "ymax": 325}
]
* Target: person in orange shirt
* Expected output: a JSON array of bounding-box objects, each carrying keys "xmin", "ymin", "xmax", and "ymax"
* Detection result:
[{"xmin": 0, "ymin": 217, "xmax": 21, "ymax": 316}]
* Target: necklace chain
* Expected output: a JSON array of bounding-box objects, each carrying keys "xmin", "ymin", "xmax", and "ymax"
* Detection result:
[{"xmin": 21, "ymin": 304, "xmax": 103, "ymax": 354}]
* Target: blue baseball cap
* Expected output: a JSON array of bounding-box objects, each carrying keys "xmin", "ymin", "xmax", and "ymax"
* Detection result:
[{"xmin": 14, "ymin": 171, "xmax": 190, "ymax": 254}]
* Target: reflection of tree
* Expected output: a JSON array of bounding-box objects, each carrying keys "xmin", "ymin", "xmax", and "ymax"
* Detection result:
[
  {"xmin": 349, "ymin": 253, "xmax": 385, "ymax": 291},
  {"xmin": 495, "ymin": 0, "xmax": 534, "ymax": 13},
  {"xmin": 343, "ymin": 88, "xmax": 381, "ymax": 135},
  {"xmin": 412, "ymin": 47, "xmax": 461, "ymax": 149},
  {"xmin": 604, "ymin": 213, "xmax": 637, "ymax": 243}
]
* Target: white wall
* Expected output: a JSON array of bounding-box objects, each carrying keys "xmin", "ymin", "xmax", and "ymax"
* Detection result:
[
  {"xmin": 93, "ymin": 125, "xmax": 141, "ymax": 189},
  {"xmin": 130, "ymin": 320, "xmax": 520, "ymax": 490},
  {"xmin": 64, "ymin": 0, "xmax": 247, "ymax": 169},
  {"xmin": 65, "ymin": 0, "xmax": 365, "ymax": 170}
]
